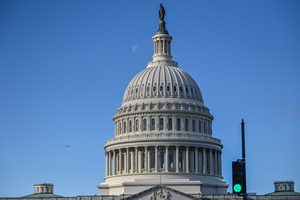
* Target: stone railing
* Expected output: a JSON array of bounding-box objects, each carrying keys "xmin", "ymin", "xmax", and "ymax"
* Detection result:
[{"xmin": 104, "ymin": 132, "xmax": 221, "ymax": 147}]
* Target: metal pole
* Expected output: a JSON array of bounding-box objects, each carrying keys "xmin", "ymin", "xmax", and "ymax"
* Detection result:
[
  {"xmin": 241, "ymin": 119, "xmax": 246, "ymax": 160},
  {"xmin": 241, "ymin": 119, "xmax": 247, "ymax": 199}
]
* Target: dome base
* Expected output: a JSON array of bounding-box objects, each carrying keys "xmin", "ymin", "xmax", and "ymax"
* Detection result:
[{"xmin": 98, "ymin": 173, "xmax": 228, "ymax": 196}]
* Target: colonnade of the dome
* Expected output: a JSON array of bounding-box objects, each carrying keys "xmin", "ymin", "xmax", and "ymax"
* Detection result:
[
  {"xmin": 114, "ymin": 114, "xmax": 212, "ymax": 137},
  {"xmin": 105, "ymin": 145, "xmax": 222, "ymax": 178}
]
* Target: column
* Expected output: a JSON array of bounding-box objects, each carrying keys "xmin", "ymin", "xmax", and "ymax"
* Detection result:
[
  {"xmin": 220, "ymin": 151, "xmax": 222, "ymax": 176},
  {"xmin": 202, "ymin": 148, "xmax": 206, "ymax": 174},
  {"xmin": 144, "ymin": 146, "xmax": 148, "ymax": 173},
  {"xmin": 126, "ymin": 148, "xmax": 129, "ymax": 174},
  {"xmin": 113, "ymin": 150, "xmax": 116, "ymax": 175},
  {"xmin": 155, "ymin": 146, "xmax": 158, "ymax": 172},
  {"xmin": 209, "ymin": 149, "xmax": 213, "ymax": 174},
  {"xmin": 175, "ymin": 146, "xmax": 179, "ymax": 172},
  {"xmin": 190, "ymin": 150, "xmax": 195, "ymax": 173},
  {"xmin": 182, "ymin": 149, "xmax": 186, "ymax": 172},
  {"xmin": 105, "ymin": 151, "xmax": 108, "ymax": 177},
  {"xmin": 214, "ymin": 150, "xmax": 218, "ymax": 175},
  {"xmin": 195, "ymin": 147, "xmax": 199, "ymax": 173},
  {"xmin": 119, "ymin": 149, "xmax": 122, "ymax": 174},
  {"xmin": 165, "ymin": 146, "xmax": 169, "ymax": 172},
  {"xmin": 123, "ymin": 151, "xmax": 127, "ymax": 173},
  {"xmin": 135, "ymin": 147, "xmax": 138, "ymax": 173},
  {"xmin": 186, "ymin": 146, "xmax": 189, "ymax": 173},
  {"xmin": 138, "ymin": 150, "xmax": 142, "ymax": 173},
  {"xmin": 130, "ymin": 151, "xmax": 134, "ymax": 173},
  {"xmin": 148, "ymin": 149, "xmax": 151, "ymax": 171},
  {"xmin": 108, "ymin": 151, "xmax": 111, "ymax": 176},
  {"xmin": 217, "ymin": 151, "xmax": 221, "ymax": 175}
]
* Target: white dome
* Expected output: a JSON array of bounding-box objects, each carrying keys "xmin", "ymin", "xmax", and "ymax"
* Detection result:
[{"xmin": 122, "ymin": 64, "xmax": 204, "ymax": 105}]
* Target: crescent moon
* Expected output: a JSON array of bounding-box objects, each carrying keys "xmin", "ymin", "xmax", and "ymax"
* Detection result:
[{"xmin": 132, "ymin": 45, "xmax": 138, "ymax": 52}]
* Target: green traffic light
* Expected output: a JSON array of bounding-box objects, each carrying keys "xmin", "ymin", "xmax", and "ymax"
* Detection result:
[{"xmin": 233, "ymin": 183, "xmax": 242, "ymax": 193}]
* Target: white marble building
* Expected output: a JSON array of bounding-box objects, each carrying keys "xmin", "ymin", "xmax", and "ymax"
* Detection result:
[{"xmin": 97, "ymin": 5, "xmax": 229, "ymax": 197}]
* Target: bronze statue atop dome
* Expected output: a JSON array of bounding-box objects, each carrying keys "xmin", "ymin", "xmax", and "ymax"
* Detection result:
[{"xmin": 159, "ymin": 3, "xmax": 165, "ymax": 21}]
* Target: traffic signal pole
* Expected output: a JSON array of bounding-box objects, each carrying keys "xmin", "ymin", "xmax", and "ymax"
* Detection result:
[{"xmin": 241, "ymin": 119, "xmax": 247, "ymax": 199}]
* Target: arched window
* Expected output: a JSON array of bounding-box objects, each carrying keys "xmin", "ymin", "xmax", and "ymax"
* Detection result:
[
  {"xmin": 123, "ymin": 121, "xmax": 126, "ymax": 133},
  {"xmin": 177, "ymin": 118, "xmax": 181, "ymax": 131},
  {"xmin": 129, "ymin": 120, "xmax": 132, "ymax": 132},
  {"xmin": 151, "ymin": 118, "xmax": 155, "ymax": 130},
  {"xmin": 168, "ymin": 118, "xmax": 172, "ymax": 130},
  {"xmin": 160, "ymin": 85, "xmax": 163, "ymax": 91},
  {"xmin": 185, "ymin": 119, "xmax": 188, "ymax": 131},
  {"xmin": 135, "ymin": 119, "xmax": 139, "ymax": 131},
  {"xmin": 192, "ymin": 120, "xmax": 195, "ymax": 132},
  {"xmin": 143, "ymin": 119, "xmax": 147, "ymax": 131},
  {"xmin": 159, "ymin": 118, "xmax": 164, "ymax": 130},
  {"xmin": 199, "ymin": 120, "xmax": 201, "ymax": 133}
]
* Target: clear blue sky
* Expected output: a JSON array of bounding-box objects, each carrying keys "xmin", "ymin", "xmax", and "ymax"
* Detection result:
[{"xmin": 0, "ymin": 0, "xmax": 299, "ymax": 197}]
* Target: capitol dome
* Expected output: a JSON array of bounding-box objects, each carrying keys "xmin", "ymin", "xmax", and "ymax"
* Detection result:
[
  {"xmin": 122, "ymin": 64, "xmax": 204, "ymax": 105},
  {"xmin": 98, "ymin": 4, "xmax": 228, "ymax": 197}
]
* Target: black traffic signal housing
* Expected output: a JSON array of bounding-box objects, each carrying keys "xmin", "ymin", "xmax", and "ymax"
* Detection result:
[{"xmin": 232, "ymin": 160, "xmax": 246, "ymax": 194}]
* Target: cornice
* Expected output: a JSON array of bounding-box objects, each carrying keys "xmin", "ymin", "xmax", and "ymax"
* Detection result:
[{"xmin": 104, "ymin": 132, "xmax": 222, "ymax": 149}]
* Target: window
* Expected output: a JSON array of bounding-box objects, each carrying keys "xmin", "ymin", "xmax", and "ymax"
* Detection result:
[
  {"xmin": 151, "ymin": 118, "xmax": 155, "ymax": 130},
  {"xmin": 173, "ymin": 86, "xmax": 177, "ymax": 92},
  {"xmin": 160, "ymin": 85, "xmax": 163, "ymax": 91},
  {"xmin": 168, "ymin": 118, "xmax": 172, "ymax": 130},
  {"xmin": 185, "ymin": 119, "xmax": 188, "ymax": 131},
  {"xmin": 159, "ymin": 118, "xmax": 164, "ymax": 130},
  {"xmin": 123, "ymin": 121, "xmax": 126, "ymax": 133},
  {"xmin": 177, "ymin": 118, "xmax": 181, "ymax": 131},
  {"xmin": 204, "ymin": 121, "xmax": 206, "ymax": 133},
  {"xmin": 153, "ymin": 86, "xmax": 156, "ymax": 91},
  {"xmin": 180, "ymin": 86, "xmax": 183, "ymax": 93},
  {"xmin": 192, "ymin": 120, "xmax": 195, "ymax": 132},
  {"xmin": 129, "ymin": 120, "xmax": 132, "ymax": 132},
  {"xmin": 199, "ymin": 120, "xmax": 201, "ymax": 132},
  {"xmin": 167, "ymin": 85, "xmax": 170, "ymax": 91},
  {"xmin": 135, "ymin": 119, "xmax": 139, "ymax": 131},
  {"xmin": 135, "ymin": 88, "xmax": 138, "ymax": 93},
  {"xmin": 191, "ymin": 88, "xmax": 193, "ymax": 93},
  {"xmin": 143, "ymin": 119, "xmax": 147, "ymax": 131},
  {"xmin": 119, "ymin": 122, "xmax": 121, "ymax": 134},
  {"xmin": 147, "ymin": 86, "xmax": 150, "ymax": 92},
  {"xmin": 185, "ymin": 87, "xmax": 189, "ymax": 93}
]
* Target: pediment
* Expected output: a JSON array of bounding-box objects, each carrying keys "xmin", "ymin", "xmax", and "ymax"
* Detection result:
[{"xmin": 124, "ymin": 185, "xmax": 199, "ymax": 200}]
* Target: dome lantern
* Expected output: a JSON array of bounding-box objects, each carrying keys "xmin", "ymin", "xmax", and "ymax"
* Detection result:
[{"xmin": 151, "ymin": 3, "xmax": 173, "ymax": 63}]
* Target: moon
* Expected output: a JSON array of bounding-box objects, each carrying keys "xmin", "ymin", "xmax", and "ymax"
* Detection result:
[{"xmin": 132, "ymin": 44, "xmax": 138, "ymax": 52}]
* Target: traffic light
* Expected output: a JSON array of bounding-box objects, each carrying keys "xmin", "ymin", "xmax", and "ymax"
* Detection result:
[{"xmin": 232, "ymin": 160, "xmax": 246, "ymax": 194}]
